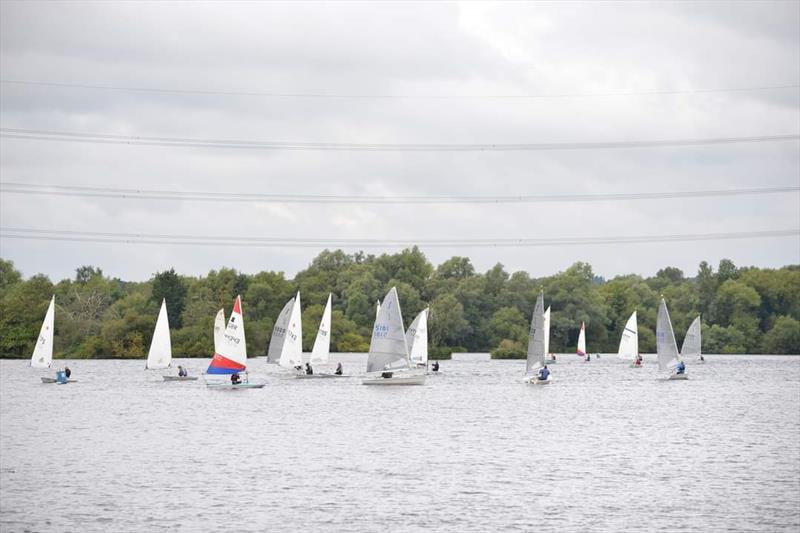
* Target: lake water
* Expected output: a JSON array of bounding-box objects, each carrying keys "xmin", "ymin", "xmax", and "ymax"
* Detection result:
[{"xmin": 1, "ymin": 355, "xmax": 799, "ymax": 532}]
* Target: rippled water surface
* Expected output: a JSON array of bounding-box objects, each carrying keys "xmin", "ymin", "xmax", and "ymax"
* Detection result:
[{"xmin": 2, "ymin": 355, "xmax": 799, "ymax": 532}]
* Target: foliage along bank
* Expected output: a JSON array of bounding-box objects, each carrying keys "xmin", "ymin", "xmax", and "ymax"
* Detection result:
[{"xmin": 0, "ymin": 250, "xmax": 798, "ymax": 360}]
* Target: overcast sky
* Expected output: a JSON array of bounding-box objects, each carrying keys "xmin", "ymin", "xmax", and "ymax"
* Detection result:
[{"xmin": 1, "ymin": 1, "xmax": 798, "ymax": 283}]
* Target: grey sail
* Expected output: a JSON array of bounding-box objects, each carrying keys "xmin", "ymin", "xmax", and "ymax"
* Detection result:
[
  {"xmin": 266, "ymin": 297, "xmax": 295, "ymax": 364},
  {"xmin": 681, "ymin": 316, "xmax": 702, "ymax": 358},
  {"xmin": 656, "ymin": 298, "xmax": 680, "ymax": 371},
  {"xmin": 366, "ymin": 287, "xmax": 410, "ymax": 373},
  {"xmin": 526, "ymin": 292, "xmax": 545, "ymax": 375}
]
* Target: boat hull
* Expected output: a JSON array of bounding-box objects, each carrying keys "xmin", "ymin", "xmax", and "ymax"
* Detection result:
[
  {"xmin": 629, "ymin": 363, "xmax": 643, "ymax": 368},
  {"xmin": 668, "ymin": 373, "xmax": 689, "ymax": 380},
  {"xmin": 523, "ymin": 375, "xmax": 553, "ymax": 385},
  {"xmin": 362, "ymin": 373, "xmax": 426, "ymax": 386},
  {"xmin": 293, "ymin": 373, "xmax": 343, "ymax": 379},
  {"xmin": 163, "ymin": 376, "xmax": 199, "ymax": 381},
  {"xmin": 41, "ymin": 377, "xmax": 76, "ymax": 384}
]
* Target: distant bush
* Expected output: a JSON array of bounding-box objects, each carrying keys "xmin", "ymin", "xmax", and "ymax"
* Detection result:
[
  {"xmin": 491, "ymin": 339, "xmax": 526, "ymax": 359},
  {"xmin": 429, "ymin": 346, "xmax": 466, "ymax": 360}
]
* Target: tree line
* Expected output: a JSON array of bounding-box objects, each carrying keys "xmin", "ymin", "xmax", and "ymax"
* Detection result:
[{"xmin": 0, "ymin": 249, "xmax": 798, "ymax": 359}]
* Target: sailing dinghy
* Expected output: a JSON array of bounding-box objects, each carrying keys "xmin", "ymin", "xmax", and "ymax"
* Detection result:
[
  {"xmin": 266, "ymin": 293, "xmax": 304, "ymax": 375},
  {"xmin": 524, "ymin": 291, "xmax": 552, "ymax": 385},
  {"xmin": 205, "ymin": 296, "xmax": 265, "ymax": 389},
  {"xmin": 616, "ymin": 311, "xmax": 642, "ymax": 368},
  {"xmin": 406, "ymin": 308, "xmax": 429, "ymax": 369},
  {"xmin": 32, "ymin": 296, "xmax": 73, "ymax": 383},
  {"xmin": 577, "ymin": 322, "xmax": 587, "ymax": 359},
  {"xmin": 362, "ymin": 287, "xmax": 426, "ymax": 386},
  {"xmin": 296, "ymin": 294, "xmax": 341, "ymax": 378},
  {"xmin": 657, "ymin": 298, "xmax": 687, "ymax": 380},
  {"xmin": 681, "ymin": 316, "xmax": 703, "ymax": 363},
  {"xmin": 145, "ymin": 299, "xmax": 197, "ymax": 381}
]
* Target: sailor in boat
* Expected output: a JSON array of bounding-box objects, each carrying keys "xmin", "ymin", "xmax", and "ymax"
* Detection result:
[
  {"xmin": 432, "ymin": 361, "xmax": 440, "ymax": 372},
  {"xmin": 634, "ymin": 354, "xmax": 643, "ymax": 366},
  {"xmin": 537, "ymin": 365, "xmax": 550, "ymax": 381},
  {"xmin": 699, "ymin": 355, "xmax": 705, "ymax": 362},
  {"xmin": 231, "ymin": 372, "xmax": 242, "ymax": 385},
  {"xmin": 586, "ymin": 354, "xmax": 591, "ymax": 362},
  {"xmin": 551, "ymin": 354, "xmax": 556, "ymax": 361},
  {"xmin": 305, "ymin": 363, "xmax": 314, "ymax": 375},
  {"xmin": 64, "ymin": 366, "xmax": 71, "ymax": 379},
  {"xmin": 675, "ymin": 361, "xmax": 686, "ymax": 375},
  {"xmin": 177, "ymin": 365, "xmax": 188, "ymax": 377},
  {"xmin": 334, "ymin": 362, "xmax": 343, "ymax": 375}
]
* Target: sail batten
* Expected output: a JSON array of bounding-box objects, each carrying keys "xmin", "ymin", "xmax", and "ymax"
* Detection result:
[
  {"xmin": 146, "ymin": 299, "xmax": 172, "ymax": 369},
  {"xmin": 31, "ymin": 296, "xmax": 55, "ymax": 369}
]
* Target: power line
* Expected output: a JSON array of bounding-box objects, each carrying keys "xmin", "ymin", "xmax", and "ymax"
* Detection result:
[
  {"xmin": 1, "ymin": 227, "xmax": 796, "ymax": 248},
  {"xmin": 2, "ymin": 79, "xmax": 798, "ymax": 99},
  {"xmin": 2, "ymin": 128, "xmax": 798, "ymax": 152},
  {"xmin": 1, "ymin": 182, "xmax": 797, "ymax": 204}
]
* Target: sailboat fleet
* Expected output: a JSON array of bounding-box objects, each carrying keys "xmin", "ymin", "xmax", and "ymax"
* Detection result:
[{"xmin": 27, "ymin": 289, "xmax": 701, "ymax": 387}]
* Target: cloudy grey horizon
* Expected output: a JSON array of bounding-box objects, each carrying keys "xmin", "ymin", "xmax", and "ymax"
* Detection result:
[{"xmin": 1, "ymin": 1, "xmax": 798, "ymax": 283}]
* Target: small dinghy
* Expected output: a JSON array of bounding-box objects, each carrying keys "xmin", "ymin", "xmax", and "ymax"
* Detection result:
[
  {"xmin": 205, "ymin": 296, "xmax": 266, "ymax": 389},
  {"xmin": 524, "ymin": 291, "xmax": 553, "ymax": 385},
  {"xmin": 657, "ymin": 298, "xmax": 688, "ymax": 381},
  {"xmin": 362, "ymin": 287, "xmax": 426, "ymax": 386},
  {"xmin": 31, "ymin": 295, "xmax": 55, "ymax": 369},
  {"xmin": 163, "ymin": 376, "xmax": 199, "ymax": 381},
  {"xmin": 41, "ymin": 375, "xmax": 76, "ymax": 384}
]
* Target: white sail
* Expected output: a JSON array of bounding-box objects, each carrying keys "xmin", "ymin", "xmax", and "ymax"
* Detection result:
[
  {"xmin": 279, "ymin": 292, "xmax": 304, "ymax": 369},
  {"xmin": 656, "ymin": 298, "xmax": 680, "ymax": 371},
  {"xmin": 526, "ymin": 292, "xmax": 546, "ymax": 375},
  {"xmin": 366, "ymin": 287, "xmax": 410, "ymax": 373},
  {"xmin": 30, "ymin": 295, "xmax": 55, "ymax": 369},
  {"xmin": 406, "ymin": 308, "xmax": 429, "ymax": 366},
  {"xmin": 577, "ymin": 322, "xmax": 586, "ymax": 357},
  {"xmin": 310, "ymin": 294, "xmax": 332, "ymax": 365},
  {"xmin": 543, "ymin": 306, "xmax": 551, "ymax": 356},
  {"xmin": 266, "ymin": 297, "xmax": 294, "ymax": 364},
  {"xmin": 213, "ymin": 308, "xmax": 225, "ymax": 355},
  {"xmin": 681, "ymin": 316, "xmax": 702, "ymax": 358},
  {"xmin": 146, "ymin": 299, "xmax": 172, "ymax": 369},
  {"xmin": 617, "ymin": 311, "xmax": 639, "ymax": 361}
]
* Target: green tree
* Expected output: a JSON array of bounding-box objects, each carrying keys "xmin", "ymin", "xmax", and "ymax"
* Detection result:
[
  {"xmin": 761, "ymin": 316, "xmax": 800, "ymax": 354},
  {"xmin": 151, "ymin": 268, "xmax": 187, "ymax": 328}
]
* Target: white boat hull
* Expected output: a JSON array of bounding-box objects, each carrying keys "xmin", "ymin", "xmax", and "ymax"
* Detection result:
[
  {"xmin": 293, "ymin": 373, "xmax": 343, "ymax": 379},
  {"xmin": 362, "ymin": 373, "xmax": 426, "ymax": 386},
  {"xmin": 41, "ymin": 377, "xmax": 77, "ymax": 384},
  {"xmin": 163, "ymin": 376, "xmax": 199, "ymax": 381},
  {"xmin": 668, "ymin": 373, "xmax": 689, "ymax": 380},
  {"xmin": 524, "ymin": 375, "xmax": 553, "ymax": 385}
]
